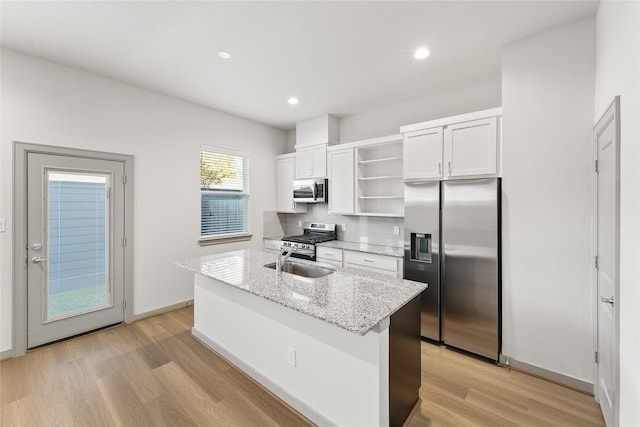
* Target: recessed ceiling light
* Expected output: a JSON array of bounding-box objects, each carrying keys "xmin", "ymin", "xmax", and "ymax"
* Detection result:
[
  {"xmin": 414, "ymin": 47, "xmax": 430, "ymax": 60},
  {"xmin": 218, "ymin": 51, "xmax": 232, "ymax": 60},
  {"xmin": 288, "ymin": 97, "xmax": 299, "ymax": 105}
]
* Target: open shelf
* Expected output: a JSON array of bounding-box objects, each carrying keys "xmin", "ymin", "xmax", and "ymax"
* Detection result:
[
  {"xmin": 355, "ymin": 138, "xmax": 404, "ymax": 217},
  {"xmin": 358, "ymin": 156, "xmax": 402, "ymax": 165},
  {"xmin": 358, "ymin": 195, "xmax": 404, "ymax": 199},
  {"xmin": 358, "ymin": 175, "xmax": 403, "ymax": 181},
  {"xmin": 357, "ymin": 212, "xmax": 405, "ymax": 217}
]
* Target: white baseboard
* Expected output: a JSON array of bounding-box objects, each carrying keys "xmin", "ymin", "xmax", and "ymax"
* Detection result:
[
  {"xmin": 0, "ymin": 301, "xmax": 194, "ymax": 361},
  {"xmin": 499, "ymin": 354, "xmax": 594, "ymax": 394},
  {"xmin": 131, "ymin": 299, "xmax": 194, "ymax": 322},
  {"xmin": 192, "ymin": 328, "xmax": 336, "ymax": 427}
]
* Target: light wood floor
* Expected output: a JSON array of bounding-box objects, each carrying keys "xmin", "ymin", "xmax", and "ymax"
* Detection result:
[{"xmin": 1, "ymin": 306, "xmax": 605, "ymax": 427}]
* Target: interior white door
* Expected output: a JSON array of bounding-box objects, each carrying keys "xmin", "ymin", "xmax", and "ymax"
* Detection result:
[
  {"xmin": 594, "ymin": 97, "xmax": 620, "ymax": 427},
  {"xmin": 27, "ymin": 152, "xmax": 125, "ymax": 348}
]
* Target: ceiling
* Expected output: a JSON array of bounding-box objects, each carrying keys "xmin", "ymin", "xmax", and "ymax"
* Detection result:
[{"xmin": 1, "ymin": 1, "xmax": 599, "ymax": 131}]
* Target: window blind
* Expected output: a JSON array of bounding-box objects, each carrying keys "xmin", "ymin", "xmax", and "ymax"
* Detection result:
[{"xmin": 200, "ymin": 149, "xmax": 249, "ymax": 237}]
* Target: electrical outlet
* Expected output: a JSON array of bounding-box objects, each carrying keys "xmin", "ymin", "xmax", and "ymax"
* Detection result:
[
  {"xmin": 341, "ymin": 224, "xmax": 346, "ymax": 232},
  {"xmin": 298, "ymin": 220, "xmax": 302, "ymax": 228},
  {"xmin": 393, "ymin": 226, "xmax": 400, "ymax": 235},
  {"xmin": 287, "ymin": 346, "xmax": 296, "ymax": 367}
]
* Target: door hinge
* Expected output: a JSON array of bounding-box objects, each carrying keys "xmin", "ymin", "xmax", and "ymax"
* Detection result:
[
  {"xmin": 595, "ymin": 255, "xmax": 599, "ymax": 269},
  {"xmin": 122, "ymin": 237, "xmax": 127, "ymax": 247},
  {"xmin": 595, "ymin": 160, "xmax": 599, "ymax": 173},
  {"xmin": 122, "ymin": 300, "xmax": 127, "ymax": 311},
  {"xmin": 123, "ymin": 175, "xmax": 127, "ymax": 184},
  {"xmin": 595, "ymin": 351, "xmax": 599, "ymax": 364}
]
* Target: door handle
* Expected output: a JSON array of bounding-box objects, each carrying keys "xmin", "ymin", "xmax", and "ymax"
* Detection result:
[
  {"xmin": 31, "ymin": 257, "xmax": 49, "ymax": 263},
  {"xmin": 600, "ymin": 296, "xmax": 615, "ymax": 306}
]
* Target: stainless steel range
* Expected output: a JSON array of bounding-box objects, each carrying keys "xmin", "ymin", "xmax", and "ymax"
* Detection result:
[{"xmin": 281, "ymin": 222, "xmax": 336, "ymax": 261}]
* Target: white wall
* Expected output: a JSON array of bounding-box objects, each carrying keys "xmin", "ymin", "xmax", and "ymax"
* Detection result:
[
  {"xmin": 595, "ymin": 2, "xmax": 640, "ymax": 425},
  {"xmin": 0, "ymin": 49, "xmax": 288, "ymax": 353},
  {"xmin": 501, "ymin": 19, "xmax": 595, "ymax": 383},
  {"xmin": 338, "ymin": 76, "xmax": 502, "ymax": 143}
]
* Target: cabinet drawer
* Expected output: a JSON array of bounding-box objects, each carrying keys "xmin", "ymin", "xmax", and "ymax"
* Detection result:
[
  {"xmin": 317, "ymin": 246, "xmax": 343, "ymax": 262},
  {"xmin": 343, "ymin": 250, "xmax": 398, "ymax": 272},
  {"xmin": 316, "ymin": 258, "xmax": 343, "ymax": 268}
]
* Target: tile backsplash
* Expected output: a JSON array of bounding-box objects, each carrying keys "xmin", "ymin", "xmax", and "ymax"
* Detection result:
[{"xmin": 264, "ymin": 204, "xmax": 404, "ymax": 248}]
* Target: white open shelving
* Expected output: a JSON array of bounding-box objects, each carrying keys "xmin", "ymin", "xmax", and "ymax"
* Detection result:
[{"xmin": 355, "ymin": 137, "xmax": 404, "ymax": 217}]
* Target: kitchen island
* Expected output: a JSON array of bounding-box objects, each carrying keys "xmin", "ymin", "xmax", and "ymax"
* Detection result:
[{"xmin": 175, "ymin": 249, "xmax": 426, "ymax": 427}]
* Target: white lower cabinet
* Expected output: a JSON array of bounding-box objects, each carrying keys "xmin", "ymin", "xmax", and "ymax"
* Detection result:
[
  {"xmin": 316, "ymin": 246, "xmax": 344, "ymax": 267},
  {"xmin": 343, "ymin": 250, "xmax": 400, "ymax": 278}
]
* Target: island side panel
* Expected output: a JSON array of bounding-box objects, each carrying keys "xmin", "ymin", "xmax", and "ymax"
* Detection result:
[
  {"xmin": 389, "ymin": 294, "xmax": 422, "ymax": 426},
  {"xmin": 192, "ymin": 273, "xmax": 390, "ymax": 427}
]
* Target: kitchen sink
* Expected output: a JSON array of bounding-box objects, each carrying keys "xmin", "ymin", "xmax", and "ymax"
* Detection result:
[{"xmin": 264, "ymin": 261, "xmax": 334, "ymax": 278}]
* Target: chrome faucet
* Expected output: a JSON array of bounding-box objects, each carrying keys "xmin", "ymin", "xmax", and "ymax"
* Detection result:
[{"xmin": 276, "ymin": 245, "xmax": 296, "ymax": 274}]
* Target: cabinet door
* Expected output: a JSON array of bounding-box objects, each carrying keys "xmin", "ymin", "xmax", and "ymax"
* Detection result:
[
  {"xmin": 403, "ymin": 127, "xmax": 443, "ymax": 181},
  {"xmin": 276, "ymin": 156, "xmax": 307, "ymax": 213},
  {"xmin": 343, "ymin": 250, "xmax": 399, "ymax": 278},
  {"xmin": 311, "ymin": 145, "xmax": 327, "ymax": 178},
  {"xmin": 327, "ymin": 148, "xmax": 354, "ymax": 214},
  {"xmin": 444, "ymin": 117, "xmax": 497, "ymax": 178},
  {"xmin": 294, "ymin": 148, "xmax": 312, "ymax": 179},
  {"xmin": 295, "ymin": 145, "xmax": 327, "ymax": 179}
]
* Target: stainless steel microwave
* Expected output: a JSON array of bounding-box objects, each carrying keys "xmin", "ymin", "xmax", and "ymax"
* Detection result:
[{"xmin": 293, "ymin": 178, "xmax": 328, "ymax": 203}]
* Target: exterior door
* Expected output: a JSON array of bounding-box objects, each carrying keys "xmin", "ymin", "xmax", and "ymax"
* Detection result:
[
  {"xmin": 594, "ymin": 97, "xmax": 620, "ymax": 427},
  {"xmin": 27, "ymin": 152, "xmax": 125, "ymax": 348}
]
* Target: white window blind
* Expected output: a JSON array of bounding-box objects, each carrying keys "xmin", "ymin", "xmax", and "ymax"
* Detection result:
[{"xmin": 200, "ymin": 149, "xmax": 249, "ymax": 238}]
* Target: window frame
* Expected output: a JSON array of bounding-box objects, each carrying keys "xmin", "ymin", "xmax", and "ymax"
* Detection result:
[{"xmin": 198, "ymin": 146, "xmax": 252, "ymax": 245}]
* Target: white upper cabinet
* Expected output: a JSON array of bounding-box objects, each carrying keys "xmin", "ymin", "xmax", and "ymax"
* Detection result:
[
  {"xmin": 444, "ymin": 117, "xmax": 497, "ymax": 178},
  {"xmin": 295, "ymin": 144, "xmax": 327, "ymax": 179},
  {"xmin": 326, "ymin": 135, "xmax": 403, "ymax": 217},
  {"xmin": 295, "ymin": 114, "xmax": 339, "ymax": 148},
  {"xmin": 327, "ymin": 147, "xmax": 354, "ymax": 214},
  {"xmin": 403, "ymin": 127, "xmax": 443, "ymax": 181},
  {"xmin": 276, "ymin": 154, "xmax": 307, "ymax": 213},
  {"xmin": 400, "ymin": 108, "xmax": 502, "ymax": 181},
  {"xmin": 294, "ymin": 114, "xmax": 338, "ymax": 179}
]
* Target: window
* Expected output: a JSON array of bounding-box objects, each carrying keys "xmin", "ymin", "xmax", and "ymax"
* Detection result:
[{"xmin": 200, "ymin": 147, "xmax": 250, "ymax": 241}]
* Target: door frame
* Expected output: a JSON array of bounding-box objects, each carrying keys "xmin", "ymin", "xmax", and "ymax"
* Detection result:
[
  {"xmin": 12, "ymin": 142, "xmax": 134, "ymax": 356},
  {"xmin": 592, "ymin": 96, "xmax": 620, "ymax": 425}
]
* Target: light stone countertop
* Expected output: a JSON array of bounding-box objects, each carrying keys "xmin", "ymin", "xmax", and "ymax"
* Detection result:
[
  {"xmin": 317, "ymin": 240, "xmax": 404, "ymax": 258},
  {"xmin": 175, "ymin": 249, "xmax": 426, "ymax": 336}
]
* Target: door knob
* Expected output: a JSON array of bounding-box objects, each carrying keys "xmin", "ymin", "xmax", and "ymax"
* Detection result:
[
  {"xmin": 600, "ymin": 296, "xmax": 615, "ymax": 305},
  {"xmin": 31, "ymin": 257, "xmax": 49, "ymax": 263}
]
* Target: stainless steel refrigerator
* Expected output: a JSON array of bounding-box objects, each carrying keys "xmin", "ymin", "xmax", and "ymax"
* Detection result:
[{"xmin": 404, "ymin": 178, "xmax": 501, "ymax": 361}]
